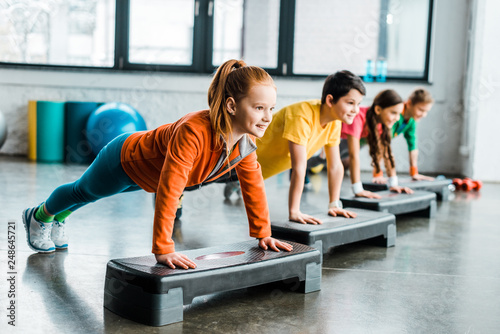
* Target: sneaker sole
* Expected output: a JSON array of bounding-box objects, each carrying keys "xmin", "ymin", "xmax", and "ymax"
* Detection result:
[
  {"xmin": 224, "ymin": 186, "xmax": 240, "ymax": 200},
  {"xmin": 22, "ymin": 209, "xmax": 55, "ymax": 254}
]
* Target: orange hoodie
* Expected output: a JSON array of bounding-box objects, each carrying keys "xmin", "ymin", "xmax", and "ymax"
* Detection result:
[{"xmin": 120, "ymin": 109, "xmax": 271, "ymax": 254}]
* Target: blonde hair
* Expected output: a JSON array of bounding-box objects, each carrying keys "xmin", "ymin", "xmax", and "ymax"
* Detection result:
[
  {"xmin": 408, "ymin": 88, "xmax": 434, "ymax": 105},
  {"xmin": 207, "ymin": 59, "xmax": 275, "ymax": 149}
]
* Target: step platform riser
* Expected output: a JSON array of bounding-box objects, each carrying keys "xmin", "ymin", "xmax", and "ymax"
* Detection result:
[
  {"xmin": 271, "ymin": 208, "xmax": 396, "ymax": 254},
  {"xmin": 104, "ymin": 240, "xmax": 321, "ymax": 326},
  {"xmin": 363, "ymin": 178, "xmax": 452, "ymax": 201},
  {"xmin": 340, "ymin": 190, "xmax": 437, "ymax": 218}
]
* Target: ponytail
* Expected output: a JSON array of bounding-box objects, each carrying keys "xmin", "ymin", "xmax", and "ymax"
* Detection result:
[
  {"xmin": 208, "ymin": 59, "xmax": 275, "ymax": 150},
  {"xmin": 365, "ymin": 90, "xmax": 403, "ymax": 173}
]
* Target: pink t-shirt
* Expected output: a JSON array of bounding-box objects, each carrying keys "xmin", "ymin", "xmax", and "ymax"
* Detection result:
[{"xmin": 341, "ymin": 106, "xmax": 369, "ymax": 139}]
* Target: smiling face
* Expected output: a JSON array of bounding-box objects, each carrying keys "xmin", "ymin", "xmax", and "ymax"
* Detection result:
[
  {"xmin": 227, "ymin": 84, "xmax": 276, "ymax": 140},
  {"xmin": 375, "ymin": 102, "xmax": 405, "ymax": 127},
  {"xmin": 406, "ymin": 101, "xmax": 433, "ymax": 121},
  {"xmin": 328, "ymin": 88, "xmax": 364, "ymax": 125}
]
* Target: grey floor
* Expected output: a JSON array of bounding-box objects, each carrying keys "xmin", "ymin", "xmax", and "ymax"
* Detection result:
[{"xmin": 0, "ymin": 155, "xmax": 499, "ymax": 334}]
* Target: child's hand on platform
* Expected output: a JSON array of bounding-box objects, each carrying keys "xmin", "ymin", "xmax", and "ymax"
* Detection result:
[
  {"xmin": 289, "ymin": 211, "xmax": 323, "ymax": 225},
  {"xmin": 390, "ymin": 186, "xmax": 413, "ymax": 194},
  {"xmin": 411, "ymin": 173, "xmax": 434, "ymax": 181},
  {"xmin": 259, "ymin": 237, "xmax": 293, "ymax": 252},
  {"xmin": 155, "ymin": 252, "xmax": 197, "ymax": 269},
  {"xmin": 355, "ymin": 190, "xmax": 382, "ymax": 199},
  {"xmin": 328, "ymin": 207, "xmax": 357, "ymax": 218},
  {"xmin": 372, "ymin": 176, "xmax": 387, "ymax": 184}
]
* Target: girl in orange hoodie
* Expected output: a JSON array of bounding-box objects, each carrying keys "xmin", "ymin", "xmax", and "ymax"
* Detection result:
[{"xmin": 23, "ymin": 59, "xmax": 292, "ymax": 268}]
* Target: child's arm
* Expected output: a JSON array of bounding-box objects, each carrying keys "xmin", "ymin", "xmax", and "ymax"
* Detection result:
[
  {"xmin": 372, "ymin": 156, "xmax": 387, "ymax": 184},
  {"xmin": 372, "ymin": 143, "xmax": 388, "ymax": 184},
  {"xmin": 155, "ymin": 253, "xmax": 197, "ymax": 269},
  {"xmin": 236, "ymin": 148, "xmax": 293, "ymax": 252},
  {"xmin": 324, "ymin": 145, "xmax": 356, "ymax": 218},
  {"xmin": 409, "ymin": 150, "xmax": 434, "ymax": 181},
  {"xmin": 152, "ymin": 123, "xmax": 202, "ymax": 268},
  {"xmin": 258, "ymin": 237, "xmax": 293, "ymax": 252},
  {"xmin": 383, "ymin": 153, "xmax": 413, "ymax": 194},
  {"xmin": 346, "ymin": 135, "xmax": 381, "ymax": 199},
  {"xmin": 403, "ymin": 122, "xmax": 434, "ymax": 181},
  {"xmin": 288, "ymin": 141, "xmax": 323, "ymax": 224}
]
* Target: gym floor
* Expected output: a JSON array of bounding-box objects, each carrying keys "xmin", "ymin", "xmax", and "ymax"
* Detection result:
[{"xmin": 0, "ymin": 155, "xmax": 499, "ymax": 333}]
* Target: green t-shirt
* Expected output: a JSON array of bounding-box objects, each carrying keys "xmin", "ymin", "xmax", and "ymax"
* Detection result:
[{"xmin": 392, "ymin": 114, "xmax": 417, "ymax": 152}]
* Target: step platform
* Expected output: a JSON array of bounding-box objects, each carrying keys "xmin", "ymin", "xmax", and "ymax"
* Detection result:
[
  {"xmin": 271, "ymin": 208, "xmax": 396, "ymax": 254},
  {"xmin": 104, "ymin": 240, "xmax": 321, "ymax": 326},
  {"xmin": 362, "ymin": 177, "xmax": 453, "ymax": 201},
  {"xmin": 340, "ymin": 190, "xmax": 437, "ymax": 217}
]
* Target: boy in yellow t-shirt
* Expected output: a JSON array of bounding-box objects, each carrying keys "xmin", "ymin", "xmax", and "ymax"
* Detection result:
[{"xmin": 225, "ymin": 70, "xmax": 366, "ymax": 224}]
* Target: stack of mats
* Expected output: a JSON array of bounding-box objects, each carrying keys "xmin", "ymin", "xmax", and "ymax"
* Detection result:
[{"xmin": 28, "ymin": 101, "xmax": 102, "ymax": 164}]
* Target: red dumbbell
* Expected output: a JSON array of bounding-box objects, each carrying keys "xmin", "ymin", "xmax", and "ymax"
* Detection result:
[
  {"xmin": 452, "ymin": 178, "xmax": 463, "ymax": 188},
  {"xmin": 452, "ymin": 178, "xmax": 482, "ymax": 191},
  {"xmin": 460, "ymin": 178, "xmax": 483, "ymax": 191},
  {"xmin": 462, "ymin": 178, "xmax": 474, "ymax": 191},
  {"xmin": 472, "ymin": 180, "xmax": 482, "ymax": 191}
]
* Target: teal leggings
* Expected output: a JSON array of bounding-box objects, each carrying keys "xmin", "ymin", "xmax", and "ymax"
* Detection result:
[{"xmin": 44, "ymin": 133, "xmax": 141, "ymax": 215}]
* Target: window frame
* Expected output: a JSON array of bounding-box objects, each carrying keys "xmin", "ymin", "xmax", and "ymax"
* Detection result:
[{"xmin": 0, "ymin": 0, "xmax": 434, "ymax": 81}]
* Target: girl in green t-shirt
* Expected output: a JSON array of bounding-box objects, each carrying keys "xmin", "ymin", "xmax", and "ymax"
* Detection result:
[
  {"xmin": 372, "ymin": 88, "xmax": 435, "ymax": 184},
  {"xmin": 341, "ymin": 89, "xmax": 413, "ymax": 198}
]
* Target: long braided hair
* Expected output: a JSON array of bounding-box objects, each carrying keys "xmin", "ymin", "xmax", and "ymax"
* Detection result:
[{"xmin": 365, "ymin": 90, "xmax": 403, "ymax": 173}]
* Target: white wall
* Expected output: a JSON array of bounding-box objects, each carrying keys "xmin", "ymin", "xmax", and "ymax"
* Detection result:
[
  {"xmin": 464, "ymin": 0, "xmax": 500, "ymax": 181},
  {"xmin": 0, "ymin": 0, "xmax": 478, "ymax": 178}
]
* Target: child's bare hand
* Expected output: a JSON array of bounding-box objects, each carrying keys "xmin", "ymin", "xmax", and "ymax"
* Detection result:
[
  {"xmin": 372, "ymin": 176, "xmax": 387, "ymax": 184},
  {"xmin": 289, "ymin": 211, "xmax": 323, "ymax": 225},
  {"xmin": 412, "ymin": 173, "xmax": 434, "ymax": 181},
  {"xmin": 259, "ymin": 237, "xmax": 293, "ymax": 252},
  {"xmin": 155, "ymin": 252, "xmax": 197, "ymax": 269},
  {"xmin": 355, "ymin": 190, "xmax": 382, "ymax": 199},
  {"xmin": 328, "ymin": 207, "xmax": 357, "ymax": 218},
  {"xmin": 390, "ymin": 186, "xmax": 413, "ymax": 194}
]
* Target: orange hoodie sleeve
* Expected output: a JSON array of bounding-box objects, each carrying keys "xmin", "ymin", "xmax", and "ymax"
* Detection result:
[
  {"xmin": 235, "ymin": 150, "xmax": 272, "ymax": 239},
  {"xmin": 152, "ymin": 123, "xmax": 201, "ymax": 254}
]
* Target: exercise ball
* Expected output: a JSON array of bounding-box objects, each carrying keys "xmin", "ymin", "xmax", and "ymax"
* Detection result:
[
  {"xmin": 0, "ymin": 111, "xmax": 7, "ymax": 149},
  {"xmin": 86, "ymin": 102, "xmax": 147, "ymax": 155}
]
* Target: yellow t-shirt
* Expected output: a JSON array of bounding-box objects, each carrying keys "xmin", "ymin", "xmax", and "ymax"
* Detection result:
[{"xmin": 256, "ymin": 100, "xmax": 341, "ymax": 179}]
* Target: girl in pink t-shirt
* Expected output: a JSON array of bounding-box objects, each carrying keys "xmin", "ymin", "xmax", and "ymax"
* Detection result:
[{"xmin": 341, "ymin": 89, "xmax": 413, "ymax": 198}]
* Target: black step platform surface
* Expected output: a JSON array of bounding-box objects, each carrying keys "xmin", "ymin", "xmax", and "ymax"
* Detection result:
[
  {"xmin": 104, "ymin": 240, "xmax": 321, "ymax": 326},
  {"xmin": 340, "ymin": 190, "xmax": 437, "ymax": 217},
  {"xmin": 362, "ymin": 177, "xmax": 453, "ymax": 201},
  {"xmin": 271, "ymin": 208, "xmax": 396, "ymax": 254}
]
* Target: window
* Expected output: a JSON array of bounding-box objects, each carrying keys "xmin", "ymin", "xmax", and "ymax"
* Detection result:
[
  {"xmin": 292, "ymin": 0, "xmax": 432, "ymax": 78},
  {"xmin": 0, "ymin": 0, "xmax": 433, "ymax": 80},
  {"xmin": 293, "ymin": 0, "xmax": 381, "ymax": 75},
  {"xmin": 385, "ymin": 0, "xmax": 432, "ymax": 78},
  {"xmin": 0, "ymin": 0, "xmax": 115, "ymax": 67},
  {"xmin": 212, "ymin": 0, "xmax": 280, "ymax": 69},
  {"xmin": 128, "ymin": 0, "xmax": 195, "ymax": 65},
  {"xmin": 212, "ymin": 0, "xmax": 245, "ymax": 66}
]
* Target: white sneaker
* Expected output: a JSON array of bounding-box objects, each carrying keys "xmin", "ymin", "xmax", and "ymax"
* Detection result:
[
  {"xmin": 224, "ymin": 181, "xmax": 241, "ymax": 200},
  {"xmin": 51, "ymin": 220, "xmax": 69, "ymax": 250},
  {"xmin": 22, "ymin": 207, "xmax": 55, "ymax": 253}
]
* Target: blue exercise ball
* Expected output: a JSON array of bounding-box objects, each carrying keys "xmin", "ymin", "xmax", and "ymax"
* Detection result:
[
  {"xmin": 0, "ymin": 111, "xmax": 7, "ymax": 149},
  {"xmin": 86, "ymin": 102, "xmax": 147, "ymax": 155}
]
